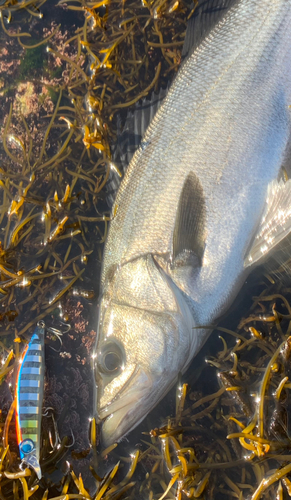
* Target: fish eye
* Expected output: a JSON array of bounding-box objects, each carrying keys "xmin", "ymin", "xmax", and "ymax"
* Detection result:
[
  {"xmin": 99, "ymin": 341, "xmax": 124, "ymax": 375},
  {"xmin": 104, "ymin": 351, "xmax": 120, "ymax": 371}
]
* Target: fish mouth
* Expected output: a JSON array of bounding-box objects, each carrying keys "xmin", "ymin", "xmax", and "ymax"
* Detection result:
[{"xmin": 98, "ymin": 368, "xmax": 152, "ymax": 447}]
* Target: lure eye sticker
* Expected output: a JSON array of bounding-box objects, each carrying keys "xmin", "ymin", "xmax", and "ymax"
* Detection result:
[{"xmin": 19, "ymin": 438, "xmax": 35, "ymax": 456}]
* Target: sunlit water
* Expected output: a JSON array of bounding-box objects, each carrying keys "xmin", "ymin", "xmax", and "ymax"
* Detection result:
[{"xmin": 1, "ymin": 1, "xmax": 291, "ymax": 499}]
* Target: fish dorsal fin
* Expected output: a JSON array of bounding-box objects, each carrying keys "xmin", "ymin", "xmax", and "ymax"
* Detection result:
[
  {"xmin": 182, "ymin": 0, "xmax": 239, "ymax": 58},
  {"xmin": 173, "ymin": 172, "xmax": 206, "ymax": 265},
  {"xmin": 244, "ymin": 179, "xmax": 291, "ymax": 268}
]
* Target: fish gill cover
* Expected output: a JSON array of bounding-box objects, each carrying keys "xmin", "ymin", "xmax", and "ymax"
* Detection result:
[{"xmin": 1, "ymin": 0, "xmax": 291, "ymax": 499}]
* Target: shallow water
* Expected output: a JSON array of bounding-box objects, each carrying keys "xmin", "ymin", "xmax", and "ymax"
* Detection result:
[{"xmin": 1, "ymin": 1, "xmax": 291, "ymax": 499}]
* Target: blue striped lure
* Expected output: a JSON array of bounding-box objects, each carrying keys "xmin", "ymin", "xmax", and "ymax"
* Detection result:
[{"xmin": 15, "ymin": 321, "xmax": 45, "ymax": 479}]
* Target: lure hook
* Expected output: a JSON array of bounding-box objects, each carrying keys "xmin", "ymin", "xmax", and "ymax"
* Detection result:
[
  {"xmin": 46, "ymin": 327, "xmax": 63, "ymax": 352},
  {"xmin": 65, "ymin": 427, "xmax": 75, "ymax": 448}
]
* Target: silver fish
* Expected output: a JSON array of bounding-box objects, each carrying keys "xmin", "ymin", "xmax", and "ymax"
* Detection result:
[{"xmin": 93, "ymin": 0, "xmax": 291, "ymax": 446}]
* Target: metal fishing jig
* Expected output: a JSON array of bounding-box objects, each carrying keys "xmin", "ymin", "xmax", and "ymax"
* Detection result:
[{"xmin": 15, "ymin": 321, "xmax": 45, "ymax": 479}]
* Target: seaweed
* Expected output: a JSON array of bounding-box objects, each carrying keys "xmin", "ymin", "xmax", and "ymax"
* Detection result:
[
  {"xmin": 18, "ymin": 44, "xmax": 46, "ymax": 80},
  {"xmin": 4, "ymin": 0, "xmax": 291, "ymax": 499},
  {"xmin": 0, "ymin": 0, "xmax": 193, "ymax": 497}
]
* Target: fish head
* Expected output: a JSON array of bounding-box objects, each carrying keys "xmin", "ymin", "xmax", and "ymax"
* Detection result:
[{"xmin": 93, "ymin": 260, "xmax": 195, "ymax": 446}]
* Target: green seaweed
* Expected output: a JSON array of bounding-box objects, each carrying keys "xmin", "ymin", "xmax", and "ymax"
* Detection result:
[
  {"xmin": 49, "ymin": 65, "xmax": 63, "ymax": 79},
  {"xmin": 47, "ymin": 85, "xmax": 59, "ymax": 104},
  {"xmin": 18, "ymin": 45, "xmax": 46, "ymax": 80}
]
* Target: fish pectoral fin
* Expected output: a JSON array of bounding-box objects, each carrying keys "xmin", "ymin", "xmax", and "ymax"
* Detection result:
[
  {"xmin": 244, "ymin": 178, "xmax": 291, "ymax": 268},
  {"xmin": 173, "ymin": 172, "xmax": 206, "ymax": 266}
]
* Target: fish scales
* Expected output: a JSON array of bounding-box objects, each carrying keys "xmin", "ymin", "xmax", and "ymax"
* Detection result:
[
  {"xmin": 94, "ymin": 0, "xmax": 291, "ymax": 445},
  {"xmin": 104, "ymin": 1, "xmax": 291, "ymax": 301}
]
